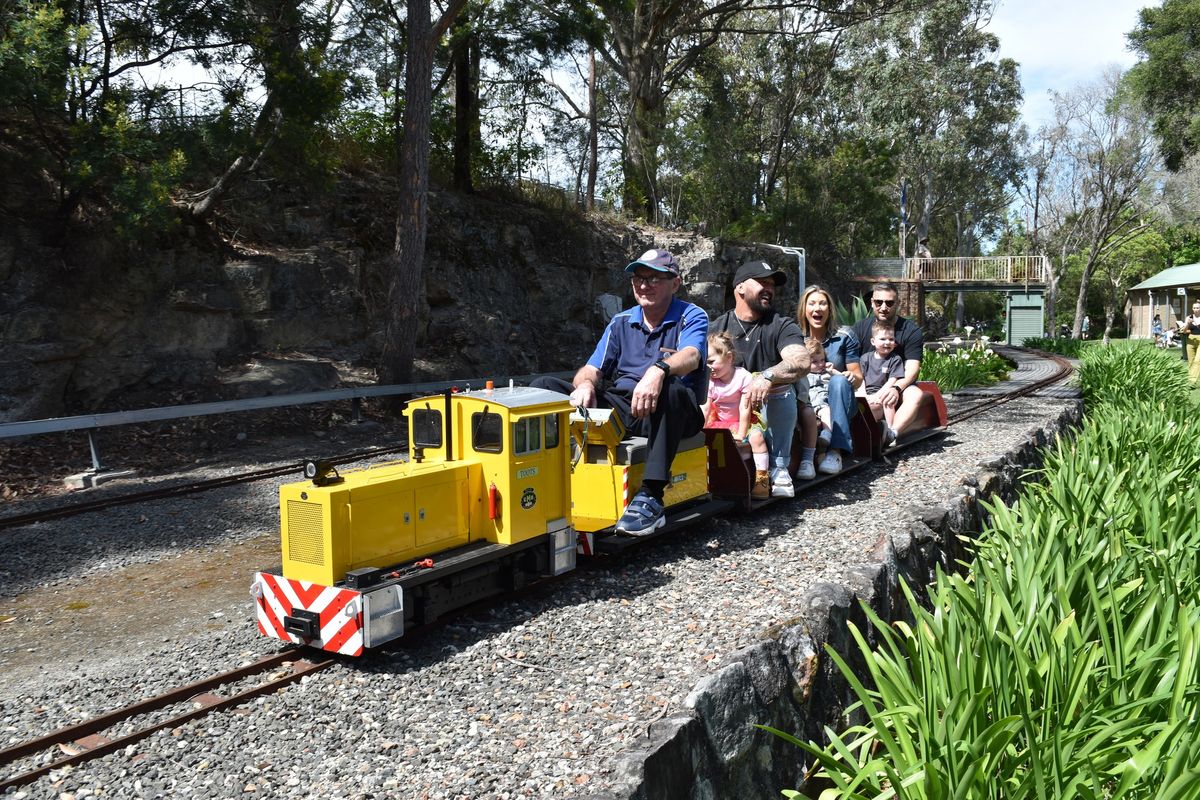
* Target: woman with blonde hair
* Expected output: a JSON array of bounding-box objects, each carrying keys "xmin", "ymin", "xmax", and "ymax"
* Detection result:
[{"xmin": 795, "ymin": 285, "xmax": 864, "ymax": 474}]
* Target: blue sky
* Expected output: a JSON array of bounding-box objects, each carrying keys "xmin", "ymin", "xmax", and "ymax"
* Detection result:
[{"xmin": 986, "ymin": 0, "xmax": 1155, "ymax": 129}]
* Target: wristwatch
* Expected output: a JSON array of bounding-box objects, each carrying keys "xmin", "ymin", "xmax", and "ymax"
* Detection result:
[
  {"xmin": 760, "ymin": 369, "xmax": 776, "ymax": 383},
  {"xmin": 653, "ymin": 358, "xmax": 671, "ymax": 376}
]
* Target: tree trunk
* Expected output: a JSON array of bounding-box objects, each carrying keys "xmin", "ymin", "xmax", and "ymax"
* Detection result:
[
  {"xmin": 189, "ymin": 103, "xmax": 283, "ymax": 220},
  {"xmin": 586, "ymin": 47, "xmax": 598, "ymax": 211},
  {"xmin": 1072, "ymin": 251, "xmax": 1100, "ymax": 339},
  {"xmin": 452, "ymin": 17, "xmax": 475, "ymax": 193},
  {"xmin": 622, "ymin": 51, "xmax": 662, "ymax": 220},
  {"xmin": 380, "ymin": 0, "xmax": 435, "ymax": 386}
]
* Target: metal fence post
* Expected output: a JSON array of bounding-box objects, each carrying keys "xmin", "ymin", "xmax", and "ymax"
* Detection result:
[{"xmin": 86, "ymin": 431, "xmax": 103, "ymax": 472}]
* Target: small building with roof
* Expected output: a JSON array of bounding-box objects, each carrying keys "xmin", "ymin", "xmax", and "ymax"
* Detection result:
[{"xmin": 1127, "ymin": 263, "xmax": 1200, "ymax": 338}]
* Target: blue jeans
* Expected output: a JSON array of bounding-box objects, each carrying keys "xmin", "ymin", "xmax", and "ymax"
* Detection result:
[
  {"xmin": 764, "ymin": 387, "xmax": 798, "ymax": 474},
  {"xmin": 826, "ymin": 374, "xmax": 854, "ymax": 453}
]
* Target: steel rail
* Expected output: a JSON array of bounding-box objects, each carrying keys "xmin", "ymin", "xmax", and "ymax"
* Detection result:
[
  {"xmin": 0, "ymin": 651, "xmax": 334, "ymax": 792},
  {"xmin": 945, "ymin": 352, "xmax": 1075, "ymax": 426},
  {"xmin": 0, "ymin": 444, "xmax": 406, "ymax": 530}
]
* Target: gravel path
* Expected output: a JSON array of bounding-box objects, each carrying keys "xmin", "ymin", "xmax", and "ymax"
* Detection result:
[{"xmin": 0, "ymin": 385, "xmax": 1077, "ymax": 799}]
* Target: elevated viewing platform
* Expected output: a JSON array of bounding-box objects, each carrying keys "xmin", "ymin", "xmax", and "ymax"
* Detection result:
[{"xmin": 851, "ymin": 255, "xmax": 1049, "ymax": 290}]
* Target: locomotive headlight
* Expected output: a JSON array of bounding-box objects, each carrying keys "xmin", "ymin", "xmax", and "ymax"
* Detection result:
[{"xmin": 303, "ymin": 459, "xmax": 343, "ymax": 486}]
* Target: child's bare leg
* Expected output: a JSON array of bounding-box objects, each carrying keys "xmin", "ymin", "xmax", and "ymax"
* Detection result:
[
  {"xmin": 748, "ymin": 429, "xmax": 770, "ymax": 471},
  {"xmin": 816, "ymin": 407, "xmax": 833, "ymax": 445}
]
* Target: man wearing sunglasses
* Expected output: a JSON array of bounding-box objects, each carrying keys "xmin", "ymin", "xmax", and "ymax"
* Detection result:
[
  {"xmin": 851, "ymin": 282, "xmax": 926, "ymax": 445},
  {"xmin": 531, "ymin": 248, "xmax": 707, "ymax": 535}
]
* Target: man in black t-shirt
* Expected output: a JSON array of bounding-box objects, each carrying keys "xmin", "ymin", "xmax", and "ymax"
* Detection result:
[
  {"xmin": 710, "ymin": 260, "xmax": 809, "ymax": 496},
  {"xmin": 851, "ymin": 281, "xmax": 926, "ymax": 443}
]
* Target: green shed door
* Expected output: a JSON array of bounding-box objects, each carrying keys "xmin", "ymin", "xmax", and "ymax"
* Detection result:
[{"xmin": 1006, "ymin": 293, "xmax": 1045, "ymax": 345}]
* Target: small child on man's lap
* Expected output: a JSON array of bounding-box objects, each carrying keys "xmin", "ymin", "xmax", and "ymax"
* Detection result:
[{"xmin": 859, "ymin": 320, "xmax": 904, "ymax": 445}]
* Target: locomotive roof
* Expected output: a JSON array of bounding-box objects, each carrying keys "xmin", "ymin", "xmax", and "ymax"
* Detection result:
[{"xmin": 413, "ymin": 385, "xmax": 571, "ymax": 411}]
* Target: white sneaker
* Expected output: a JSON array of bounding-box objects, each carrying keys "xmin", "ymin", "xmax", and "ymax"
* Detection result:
[
  {"xmin": 818, "ymin": 451, "xmax": 842, "ymax": 475},
  {"xmin": 818, "ymin": 428, "xmax": 832, "ymax": 445},
  {"xmin": 882, "ymin": 425, "xmax": 897, "ymax": 447},
  {"xmin": 771, "ymin": 470, "xmax": 795, "ymax": 497},
  {"xmin": 796, "ymin": 460, "xmax": 816, "ymax": 480}
]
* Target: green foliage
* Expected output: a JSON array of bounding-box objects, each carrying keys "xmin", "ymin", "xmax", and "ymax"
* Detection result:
[
  {"xmin": 919, "ymin": 332, "xmax": 1010, "ymax": 391},
  {"xmin": 766, "ymin": 345, "xmax": 1200, "ymax": 797},
  {"xmin": 1128, "ymin": 0, "xmax": 1200, "ymax": 171},
  {"xmin": 1022, "ymin": 337, "xmax": 1087, "ymax": 358}
]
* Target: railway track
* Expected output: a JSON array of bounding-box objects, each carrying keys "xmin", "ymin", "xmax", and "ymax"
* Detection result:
[
  {"xmin": 0, "ymin": 444, "xmax": 407, "ymax": 530},
  {"xmin": 945, "ymin": 350, "xmax": 1075, "ymax": 426},
  {"xmin": 0, "ymin": 651, "xmax": 335, "ymax": 792}
]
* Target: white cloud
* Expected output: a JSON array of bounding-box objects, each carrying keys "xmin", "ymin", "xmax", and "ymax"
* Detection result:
[{"xmin": 986, "ymin": 0, "xmax": 1155, "ymax": 128}]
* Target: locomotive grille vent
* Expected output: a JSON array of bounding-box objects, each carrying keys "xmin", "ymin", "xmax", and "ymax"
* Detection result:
[{"xmin": 286, "ymin": 500, "xmax": 326, "ymax": 566}]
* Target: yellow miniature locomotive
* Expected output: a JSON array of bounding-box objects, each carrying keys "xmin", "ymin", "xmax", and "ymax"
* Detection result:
[{"xmin": 253, "ymin": 384, "xmax": 715, "ymax": 655}]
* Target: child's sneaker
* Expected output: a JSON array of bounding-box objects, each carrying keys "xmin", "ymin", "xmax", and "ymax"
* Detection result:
[
  {"xmin": 796, "ymin": 460, "xmax": 816, "ymax": 481},
  {"xmin": 882, "ymin": 425, "xmax": 898, "ymax": 447}
]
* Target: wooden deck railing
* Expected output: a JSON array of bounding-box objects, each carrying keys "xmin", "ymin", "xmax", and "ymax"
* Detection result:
[{"xmin": 905, "ymin": 255, "xmax": 1049, "ymax": 285}]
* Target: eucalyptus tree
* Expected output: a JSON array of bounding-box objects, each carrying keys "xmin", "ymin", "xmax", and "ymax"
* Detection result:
[
  {"xmin": 1047, "ymin": 68, "xmax": 1160, "ymax": 340},
  {"xmin": 379, "ymin": 0, "xmax": 467, "ymax": 387},
  {"xmin": 0, "ymin": 0, "xmax": 240, "ymax": 231},
  {"xmin": 661, "ymin": 21, "xmax": 895, "ymax": 264},
  {"xmin": 188, "ymin": 0, "xmax": 350, "ymax": 220},
  {"xmin": 589, "ymin": 0, "xmax": 906, "ymax": 221},
  {"xmin": 1128, "ymin": 0, "xmax": 1200, "ymax": 172},
  {"xmin": 835, "ymin": 0, "xmax": 1022, "ymax": 257}
]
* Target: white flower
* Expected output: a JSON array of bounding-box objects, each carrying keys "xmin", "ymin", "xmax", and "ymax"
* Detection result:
[
  {"xmin": 980, "ymin": 335, "xmax": 990, "ymax": 343},
  {"xmin": 985, "ymin": 348, "xmax": 994, "ymax": 355},
  {"xmin": 952, "ymin": 336, "xmax": 963, "ymax": 345},
  {"xmin": 964, "ymin": 325, "xmax": 975, "ymax": 335},
  {"xmin": 960, "ymin": 351, "xmax": 971, "ymax": 360}
]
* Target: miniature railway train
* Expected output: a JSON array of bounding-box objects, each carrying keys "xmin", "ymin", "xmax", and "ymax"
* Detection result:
[{"xmin": 253, "ymin": 381, "xmax": 948, "ymax": 656}]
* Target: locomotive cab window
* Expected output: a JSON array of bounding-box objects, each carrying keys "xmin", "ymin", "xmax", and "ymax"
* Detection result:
[
  {"xmin": 472, "ymin": 410, "xmax": 503, "ymax": 453},
  {"xmin": 545, "ymin": 414, "xmax": 559, "ymax": 448},
  {"xmin": 411, "ymin": 408, "xmax": 442, "ymax": 448},
  {"xmin": 513, "ymin": 417, "xmax": 541, "ymax": 456}
]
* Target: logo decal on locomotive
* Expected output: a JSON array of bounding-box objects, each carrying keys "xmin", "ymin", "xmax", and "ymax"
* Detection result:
[{"xmin": 521, "ymin": 487, "xmax": 537, "ymax": 509}]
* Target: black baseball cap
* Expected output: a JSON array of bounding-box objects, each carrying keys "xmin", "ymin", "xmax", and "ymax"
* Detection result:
[{"xmin": 733, "ymin": 260, "xmax": 786, "ymax": 287}]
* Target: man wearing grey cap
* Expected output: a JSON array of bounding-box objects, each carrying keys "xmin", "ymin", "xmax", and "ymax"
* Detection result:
[
  {"xmin": 531, "ymin": 248, "xmax": 707, "ymax": 535},
  {"xmin": 710, "ymin": 260, "xmax": 810, "ymax": 497}
]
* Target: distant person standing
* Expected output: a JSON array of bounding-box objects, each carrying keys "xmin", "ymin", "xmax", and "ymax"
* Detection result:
[
  {"xmin": 1182, "ymin": 301, "xmax": 1200, "ymax": 383},
  {"xmin": 1081, "ymin": 315, "xmax": 1090, "ymax": 340},
  {"xmin": 915, "ymin": 238, "xmax": 932, "ymax": 280}
]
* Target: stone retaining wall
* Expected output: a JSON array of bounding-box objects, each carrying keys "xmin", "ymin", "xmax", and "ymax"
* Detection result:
[{"xmin": 593, "ymin": 399, "xmax": 1083, "ymax": 799}]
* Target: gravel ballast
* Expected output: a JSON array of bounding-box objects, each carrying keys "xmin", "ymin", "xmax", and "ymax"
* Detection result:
[{"xmin": 1, "ymin": 376, "xmax": 1079, "ymax": 799}]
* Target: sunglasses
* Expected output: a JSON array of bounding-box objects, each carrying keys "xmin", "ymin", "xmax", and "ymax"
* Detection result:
[
  {"xmin": 632, "ymin": 274, "xmax": 671, "ymax": 287},
  {"xmin": 872, "ymin": 298, "xmax": 896, "ymax": 307}
]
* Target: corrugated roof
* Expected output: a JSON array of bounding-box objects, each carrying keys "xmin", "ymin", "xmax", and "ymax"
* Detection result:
[{"xmin": 1129, "ymin": 263, "xmax": 1200, "ymax": 291}]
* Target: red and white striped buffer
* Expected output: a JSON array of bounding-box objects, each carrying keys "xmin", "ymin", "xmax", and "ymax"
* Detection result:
[{"xmin": 253, "ymin": 572, "xmax": 364, "ymax": 656}]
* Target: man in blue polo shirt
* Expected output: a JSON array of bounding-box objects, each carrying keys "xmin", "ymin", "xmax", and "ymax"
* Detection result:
[{"xmin": 531, "ymin": 248, "xmax": 707, "ymax": 535}]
